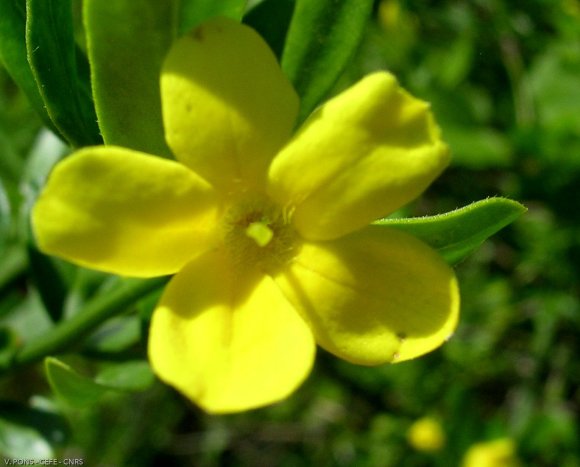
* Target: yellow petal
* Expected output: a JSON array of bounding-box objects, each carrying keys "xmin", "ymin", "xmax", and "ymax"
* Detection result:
[
  {"xmin": 268, "ymin": 72, "xmax": 450, "ymax": 241},
  {"xmin": 162, "ymin": 17, "xmax": 299, "ymax": 192},
  {"xmin": 275, "ymin": 226, "xmax": 459, "ymax": 365},
  {"xmin": 32, "ymin": 146, "xmax": 219, "ymax": 277},
  {"xmin": 148, "ymin": 249, "xmax": 316, "ymax": 413}
]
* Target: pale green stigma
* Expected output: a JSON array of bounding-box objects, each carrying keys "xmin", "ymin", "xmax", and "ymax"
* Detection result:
[{"xmin": 245, "ymin": 221, "xmax": 274, "ymax": 247}]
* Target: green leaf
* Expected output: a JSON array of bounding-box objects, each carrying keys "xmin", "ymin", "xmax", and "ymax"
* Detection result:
[
  {"xmin": 0, "ymin": 401, "xmax": 68, "ymax": 459},
  {"xmin": 179, "ymin": 0, "xmax": 247, "ymax": 35},
  {"xmin": 45, "ymin": 357, "xmax": 110, "ymax": 407},
  {"xmin": 83, "ymin": 0, "xmax": 178, "ymax": 157},
  {"xmin": 26, "ymin": 0, "xmax": 102, "ymax": 147},
  {"xmin": 376, "ymin": 198, "xmax": 527, "ymax": 264},
  {"xmin": 0, "ymin": 0, "xmax": 62, "ymax": 137},
  {"xmin": 26, "ymin": 246, "xmax": 67, "ymax": 322},
  {"xmin": 45, "ymin": 358, "xmax": 155, "ymax": 408},
  {"xmin": 281, "ymin": 0, "xmax": 373, "ymax": 122},
  {"xmin": 244, "ymin": 0, "xmax": 295, "ymax": 59},
  {"xmin": 95, "ymin": 360, "xmax": 155, "ymax": 392}
]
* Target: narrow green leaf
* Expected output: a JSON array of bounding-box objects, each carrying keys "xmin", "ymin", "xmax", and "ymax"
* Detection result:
[
  {"xmin": 26, "ymin": 246, "xmax": 67, "ymax": 322},
  {"xmin": 26, "ymin": 0, "xmax": 102, "ymax": 147},
  {"xmin": 179, "ymin": 0, "xmax": 247, "ymax": 35},
  {"xmin": 243, "ymin": 0, "xmax": 295, "ymax": 59},
  {"xmin": 376, "ymin": 198, "xmax": 527, "ymax": 264},
  {"xmin": 95, "ymin": 360, "xmax": 155, "ymax": 392},
  {"xmin": 0, "ymin": 401, "xmax": 68, "ymax": 459},
  {"xmin": 0, "ymin": 0, "xmax": 62, "ymax": 136},
  {"xmin": 45, "ymin": 358, "xmax": 154, "ymax": 408},
  {"xmin": 45, "ymin": 357, "xmax": 109, "ymax": 407},
  {"xmin": 281, "ymin": 0, "xmax": 373, "ymax": 122},
  {"xmin": 84, "ymin": 0, "xmax": 178, "ymax": 157}
]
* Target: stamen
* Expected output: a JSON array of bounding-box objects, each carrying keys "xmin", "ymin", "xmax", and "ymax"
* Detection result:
[{"xmin": 245, "ymin": 221, "xmax": 274, "ymax": 247}]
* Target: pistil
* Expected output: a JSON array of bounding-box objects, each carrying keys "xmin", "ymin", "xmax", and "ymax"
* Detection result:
[{"xmin": 245, "ymin": 221, "xmax": 274, "ymax": 247}]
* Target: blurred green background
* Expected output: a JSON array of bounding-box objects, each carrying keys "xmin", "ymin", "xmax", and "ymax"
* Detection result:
[{"xmin": 1, "ymin": 0, "xmax": 579, "ymax": 465}]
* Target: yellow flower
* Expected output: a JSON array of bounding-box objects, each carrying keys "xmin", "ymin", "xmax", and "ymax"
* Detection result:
[
  {"xmin": 32, "ymin": 18, "xmax": 459, "ymax": 413},
  {"xmin": 407, "ymin": 417, "xmax": 446, "ymax": 452},
  {"xmin": 462, "ymin": 438, "xmax": 520, "ymax": 467}
]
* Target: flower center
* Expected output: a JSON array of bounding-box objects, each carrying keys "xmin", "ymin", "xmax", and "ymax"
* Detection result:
[
  {"xmin": 245, "ymin": 221, "xmax": 274, "ymax": 247},
  {"xmin": 221, "ymin": 197, "xmax": 299, "ymax": 273}
]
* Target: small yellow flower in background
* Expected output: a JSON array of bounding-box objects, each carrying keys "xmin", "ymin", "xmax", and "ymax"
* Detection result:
[
  {"xmin": 462, "ymin": 438, "xmax": 520, "ymax": 467},
  {"xmin": 407, "ymin": 417, "xmax": 446, "ymax": 452},
  {"xmin": 32, "ymin": 18, "xmax": 459, "ymax": 413}
]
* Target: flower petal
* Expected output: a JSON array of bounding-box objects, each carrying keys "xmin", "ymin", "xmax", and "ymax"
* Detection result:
[
  {"xmin": 161, "ymin": 17, "xmax": 299, "ymax": 192},
  {"xmin": 32, "ymin": 146, "xmax": 219, "ymax": 277},
  {"xmin": 148, "ymin": 249, "xmax": 316, "ymax": 413},
  {"xmin": 275, "ymin": 225, "xmax": 459, "ymax": 365},
  {"xmin": 268, "ymin": 72, "xmax": 450, "ymax": 241}
]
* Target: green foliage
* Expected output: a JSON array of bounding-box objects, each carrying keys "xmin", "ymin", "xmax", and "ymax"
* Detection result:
[
  {"xmin": 82, "ymin": 0, "xmax": 249, "ymax": 158},
  {"xmin": 83, "ymin": 0, "xmax": 177, "ymax": 156},
  {"xmin": 0, "ymin": 0, "xmax": 61, "ymax": 137},
  {"xmin": 379, "ymin": 198, "xmax": 526, "ymax": 263},
  {"xmin": 25, "ymin": 0, "xmax": 101, "ymax": 147},
  {"xmin": 281, "ymin": 0, "xmax": 374, "ymax": 122},
  {"xmin": 1, "ymin": 0, "xmax": 578, "ymax": 465},
  {"xmin": 9, "ymin": 276, "xmax": 168, "ymax": 369},
  {"xmin": 45, "ymin": 357, "xmax": 111, "ymax": 407},
  {"xmin": 179, "ymin": 0, "xmax": 247, "ymax": 34},
  {"xmin": 45, "ymin": 357, "xmax": 154, "ymax": 407},
  {"xmin": 244, "ymin": 0, "xmax": 295, "ymax": 59},
  {"xmin": 93, "ymin": 360, "xmax": 154, "ymax": 392}
]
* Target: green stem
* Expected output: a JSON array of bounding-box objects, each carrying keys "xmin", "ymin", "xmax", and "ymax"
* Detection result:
[{"xmin": 7, "ymin": 276, "xmax": 168, "ymax": 370}]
